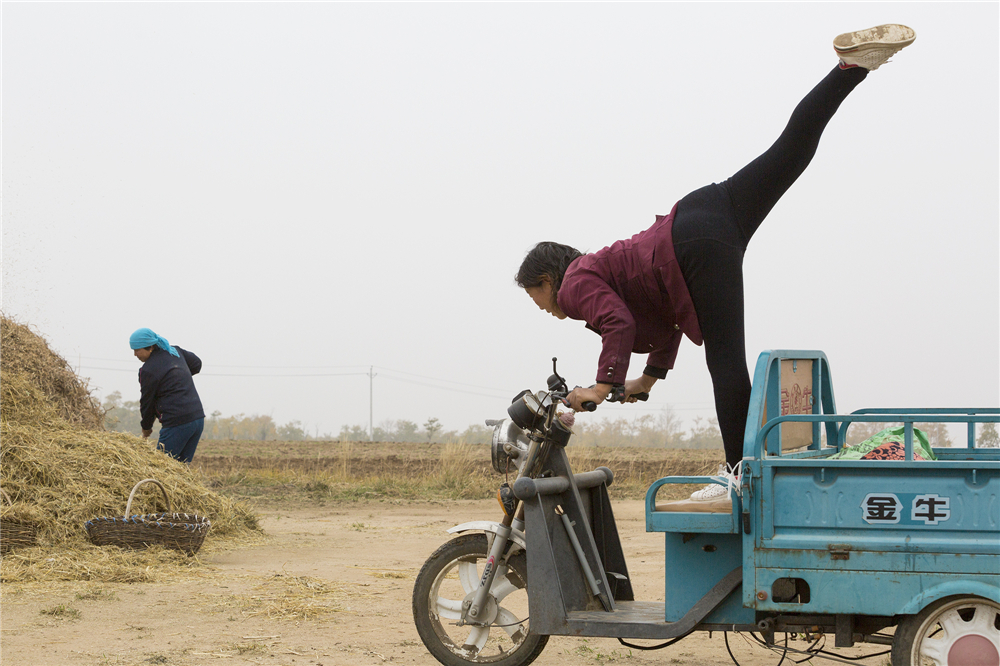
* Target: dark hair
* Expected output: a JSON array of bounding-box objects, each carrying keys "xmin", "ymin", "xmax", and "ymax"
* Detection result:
[{"xmin": 514, "ymin": 242, "xmax": 583, "ymax": 291}]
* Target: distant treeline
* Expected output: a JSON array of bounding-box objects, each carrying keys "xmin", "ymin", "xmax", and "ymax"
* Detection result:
[
  {"xmin": 101, "ymin": 391, "xmax": 997, "ymax": 449},
  {"xmin": 100, "ymin": 391, "xmax": 723, "ymax": 448},
  {"xmin": 102, "ymin": 392, "xmax": 326, "ymax": 441},
  {"xmin": 335, "ymin": 411, "xmax": 725, "ymax": 449}
]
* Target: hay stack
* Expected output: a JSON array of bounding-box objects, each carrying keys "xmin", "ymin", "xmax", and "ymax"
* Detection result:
[
  {"xmin": 1, "ymin": 315, "xmax": 261, "ymax": 582},
  {"xmin": 0, "ymin": 317, "xmax": 104, "ymax": 430}
]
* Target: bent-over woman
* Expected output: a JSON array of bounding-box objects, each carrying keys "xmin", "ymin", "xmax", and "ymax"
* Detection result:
[{"xmin": 516, "ymin": 25, "xmax": 916, "ymax": 500}]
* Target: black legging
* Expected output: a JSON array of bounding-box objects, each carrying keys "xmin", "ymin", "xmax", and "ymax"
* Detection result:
[{"xmin": 672, "ymin": 65, "xmax": 868, "ymax": 467}]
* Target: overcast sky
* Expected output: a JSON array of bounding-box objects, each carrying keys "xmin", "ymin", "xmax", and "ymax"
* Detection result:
[{"xmin": 3, "ymin": 2, "xmax": 998, "ymax": 440}]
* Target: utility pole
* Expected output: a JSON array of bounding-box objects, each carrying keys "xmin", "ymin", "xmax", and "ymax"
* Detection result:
[{"xmin": 369, "ymin": 366, "xmax": 376, "ymax": 442}]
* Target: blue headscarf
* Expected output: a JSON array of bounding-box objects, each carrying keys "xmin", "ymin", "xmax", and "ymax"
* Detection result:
[{"xmin": 129, "ymin": 328, "xmax": 180, "ymax": 357}]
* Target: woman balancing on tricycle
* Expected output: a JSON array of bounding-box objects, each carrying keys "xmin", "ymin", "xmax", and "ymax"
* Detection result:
[{"xmin": 517, "ymin": 25, "xmax": 916, "ymax": 501}]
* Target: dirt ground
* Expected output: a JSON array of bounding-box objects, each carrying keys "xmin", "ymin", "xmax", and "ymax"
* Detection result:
[{"xmin": 1, "ymin": 500, "xmax": 890, "ymax": 666}]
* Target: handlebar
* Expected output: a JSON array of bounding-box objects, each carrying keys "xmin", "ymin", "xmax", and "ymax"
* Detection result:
[
  {"xmin": 542, "ymin": 359, "xmax": 649, "ymax": 415},
  {"xmin": 608, "ymin": 385, "xmax": 649, "ymax": 403},
  {"xmin": 555, "ymin": 394, "xmax": 598, "ymax": 412},
  {"xmin": 558, "ymin": 386, "xmax": 649, "ymax": 413}
]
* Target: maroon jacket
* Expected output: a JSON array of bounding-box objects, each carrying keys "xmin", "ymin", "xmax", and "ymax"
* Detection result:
[{"xmin": 556, "ymin": 203, "xmax": 703, "ymax": 386}]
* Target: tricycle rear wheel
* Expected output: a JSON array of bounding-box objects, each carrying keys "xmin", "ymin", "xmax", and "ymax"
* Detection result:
[
  {"xmin": 891, "ymin": 595, "xmax": 1000, "ymax": 666},
  {"xmin": 412, "ymin": 533, "xmax": 548, "ymax": 666}
]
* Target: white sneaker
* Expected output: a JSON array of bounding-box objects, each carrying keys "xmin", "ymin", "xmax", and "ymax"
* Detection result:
[
  {"xmin": 690, "ymin": 464, "xmax": 737, "ymax": 501},
  {"xmin": 834, "ymin": 24, "xmax": 916, "ymax": 71}
]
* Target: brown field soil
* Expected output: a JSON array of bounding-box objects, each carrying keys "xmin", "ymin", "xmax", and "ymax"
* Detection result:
[
  {"xmin": 1, "ymin": 442, "xmax": 891, "ymax": 666},
  {"xmin": 1, "ymin": 499, "xmax": 891, "ymax": 666}
]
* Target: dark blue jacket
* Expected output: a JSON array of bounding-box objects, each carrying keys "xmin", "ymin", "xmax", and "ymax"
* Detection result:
[{"xmin": 138, "ymin": 346, "xmax": 205, "ymax": 430}]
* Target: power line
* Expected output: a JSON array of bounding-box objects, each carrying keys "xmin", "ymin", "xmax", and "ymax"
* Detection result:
[
  {"xmin": 204, "ymin": 372, "xmax": 369, "ymax": 378},
  {"xmin": 80, "ymin": 363, "xmax": 518, "ymax": 393},
  {"xmin": 79, "ymin": 365, "xmax": 714, "ymax": 413},
  {"xmin": 374, "ymin": 366, "xmax": 519, "ymax": 394},
  {"xmin": 80, "ymin": 356, "xmax": 369, "ymax": 370},
  {"xmin": 382, "ymin": 375, "xmax": 515, "ymax": 398},
  {"xmin": 83, "ymin": 358, "xmax": 516, "ymax": 389},
  {"xmin": 83, "ymin": 357, "xmax": 706, "ymax": 401},
  {"xmin": 80, "ymin": 366, "xmax": 370, "ymax": 378}
]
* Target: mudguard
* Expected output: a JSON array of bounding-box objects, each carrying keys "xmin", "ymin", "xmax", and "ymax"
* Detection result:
[
  {"xmin": 897, "ymin": 580, "xmax": 1000, "ymax": 616},
  {"xmin": 447, "ymin": 520, "xmax": 527, "ymax": 554}
]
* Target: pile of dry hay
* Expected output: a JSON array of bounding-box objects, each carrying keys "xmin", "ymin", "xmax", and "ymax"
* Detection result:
[
  {"xmin": 0, "ymin": 314, "xmax": 105, "ymax": 430},
  {"xmin": 1, "ymin": 315, "xmax": 262, "ymax": 582}
]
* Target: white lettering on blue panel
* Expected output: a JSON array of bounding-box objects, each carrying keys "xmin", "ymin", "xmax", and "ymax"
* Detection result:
[
  {"xmin": 861, "ymin": 493, "xmax": 902, "ymax": 524},
  {"xmin": 911, "ymin": 494, "xmax": 951, "ymax": 525}
]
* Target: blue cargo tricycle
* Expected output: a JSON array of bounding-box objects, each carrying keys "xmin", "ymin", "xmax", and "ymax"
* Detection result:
[{"xmin": 412, "ymin": 350, "xmax": 1000, "ymax": 666}]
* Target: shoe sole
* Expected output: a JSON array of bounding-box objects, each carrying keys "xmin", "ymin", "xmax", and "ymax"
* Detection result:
[
  {"xmin": 689, "ymin": 488, "xmax": 729, "ymax": 501},
  {"xmin": 834, "ymin": 24, "xmax": 916, "ymax": 53}
]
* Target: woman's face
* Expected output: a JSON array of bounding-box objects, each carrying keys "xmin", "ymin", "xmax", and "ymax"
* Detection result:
[
  {"xmin": 525, "ymin": 278, "xmax": 566, "ymax": 320},
  {"xmin": 134, "ymin": 347, "xmax": 153, "ymax": 362}
]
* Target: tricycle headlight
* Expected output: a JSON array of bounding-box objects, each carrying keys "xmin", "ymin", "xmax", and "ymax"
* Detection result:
[{"xmin": 490, "ymin": 419, "xmax": 531, "ymax": 474}]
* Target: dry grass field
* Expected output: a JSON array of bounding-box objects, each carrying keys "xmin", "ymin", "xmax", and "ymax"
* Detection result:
[{"xmin": 191, "ymin": 439, "xmax": 725, "ymax": 505}]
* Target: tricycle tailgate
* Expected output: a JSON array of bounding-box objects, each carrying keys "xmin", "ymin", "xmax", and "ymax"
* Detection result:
[{"xmin": 760, "ymin": 459, "xmax": 999, "ymax": 556}]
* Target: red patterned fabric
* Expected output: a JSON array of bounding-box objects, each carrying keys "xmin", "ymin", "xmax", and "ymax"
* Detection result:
[{"xmin": 859, "ymin": 440, "xmax": 926, "ymax": 461}]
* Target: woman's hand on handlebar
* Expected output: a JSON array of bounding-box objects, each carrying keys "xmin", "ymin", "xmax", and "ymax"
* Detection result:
[
  {"xmin": 566, "ymin": 383, "xmax": 612, "ymax": 411},
  {"xmin": 623, "ymin": 375, "xmax": 657, "ymax": 402}
]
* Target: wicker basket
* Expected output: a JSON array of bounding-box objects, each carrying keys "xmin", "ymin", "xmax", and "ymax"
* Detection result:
[
  {"xmin": 1, "ymin": 488, "xmax": 39, "ymax": 553},
  {"xmin": 85, "ymin": 479, "xmax": 211, "ymax": 556}
]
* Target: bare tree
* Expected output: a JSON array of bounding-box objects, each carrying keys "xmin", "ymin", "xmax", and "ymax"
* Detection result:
[
  {"xmin": 979, "ymin": 422, "xmax": 1000, "ymax": 448},
  {"xmin": 424, "ymin": 417, "xmax": 442, "ymax": 442}
]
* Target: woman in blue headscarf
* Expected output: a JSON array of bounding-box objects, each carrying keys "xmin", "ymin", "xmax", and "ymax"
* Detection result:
[{"xmin": 129, "ymin": 328, "xmax": 205, "ymax": 463}]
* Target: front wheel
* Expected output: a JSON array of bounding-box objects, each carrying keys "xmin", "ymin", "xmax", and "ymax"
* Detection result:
[
  {"xmin": 412, "ymin": 533, "xmax": 548, "ymax": 666},
  {"xmin": 891, "ymin": 595, "xmax": 1000, "ymax": 666}
]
